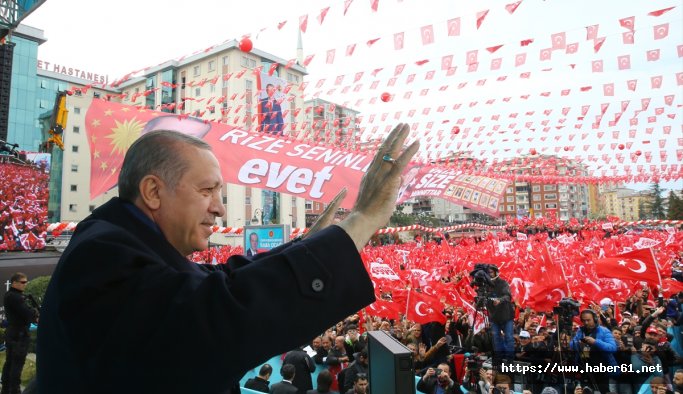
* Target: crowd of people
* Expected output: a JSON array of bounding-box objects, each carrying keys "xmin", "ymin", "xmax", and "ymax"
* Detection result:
[
  {"xmin": 234, "ymin": 223, "xmax": 683, "ymax": 394},
  {"xmin": 0, "ymin": 162, "xmax": 49, "ymax": 252}
]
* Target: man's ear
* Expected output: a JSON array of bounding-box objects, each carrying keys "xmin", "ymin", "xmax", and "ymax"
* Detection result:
[{"xmin": 138, "ymin": 175, "xmax": 163, "ymax": 210}]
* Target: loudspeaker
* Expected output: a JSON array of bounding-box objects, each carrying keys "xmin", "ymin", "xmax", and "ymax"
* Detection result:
[
  {"xmin": 367, "ymin": 330, "xmax": 416, "ymax": 394},
  {"xmin": 0, "ymin": 42, "xmax": 15, "ymax": 142}
]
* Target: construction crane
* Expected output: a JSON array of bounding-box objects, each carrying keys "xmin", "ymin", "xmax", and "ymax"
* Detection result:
[{"xmin": 47, "ymin": 91, "xmax": 68, "ymax": 150}]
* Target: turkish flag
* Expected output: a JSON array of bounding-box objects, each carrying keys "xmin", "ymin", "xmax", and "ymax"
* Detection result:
[
  {"xmin": 406, "ymin": 291, "xmax": 446, "ymax": 324},
  {"xmin": 594, "ymin": 248, "xmax": 659, "ymax": 285},
  {"xmin": 654, "ymin": 23, "xmax": 669, "ymax": 39},
  {"xmin": 366, "ymin": 299, "xmax": 401, "ymax": 320}
]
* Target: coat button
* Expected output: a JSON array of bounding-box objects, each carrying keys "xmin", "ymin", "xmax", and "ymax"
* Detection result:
[{"xmin": 311, "ymin": 279, "xmax": 324, "ymax": 292}]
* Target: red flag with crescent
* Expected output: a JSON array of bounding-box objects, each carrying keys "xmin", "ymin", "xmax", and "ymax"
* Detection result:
[
  {"xmin": 406, "ymin": 291, "xmax": 446, "ymax": 324},
  {"xmin": 594, "ymin": 248, "xmax": 659, "ymax": 285}
]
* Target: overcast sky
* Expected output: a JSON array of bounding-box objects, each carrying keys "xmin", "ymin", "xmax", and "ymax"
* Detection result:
[{"xmin": 22, "ymin": 0, "xmax": 683, "ymax": 192}]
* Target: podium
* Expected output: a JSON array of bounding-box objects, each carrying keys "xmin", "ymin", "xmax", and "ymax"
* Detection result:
[{"xmin": 367, "ymin": 330, "xmax": 416, "ymax": 394}]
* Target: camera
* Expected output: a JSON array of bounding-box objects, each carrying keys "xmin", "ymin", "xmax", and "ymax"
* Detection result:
[
  {"xmin": 470, "ymin": 263, "xmax": 497, "ymax": 310},
  {"xmin": 553, "ymin": 297, "xmax": 580, "ymax": 333},
  {"xmin": 434, "ymin": 368, "xmax": 442, "ymax": 376},
  {"xmin": 469, "ymin": 263, "xmax": 495, "ymax": 288}
]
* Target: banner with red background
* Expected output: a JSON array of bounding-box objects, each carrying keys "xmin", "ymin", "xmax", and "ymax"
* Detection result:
[{"xmin": 86, "ymin": 99, "xmax": 506, "ymax": 212}]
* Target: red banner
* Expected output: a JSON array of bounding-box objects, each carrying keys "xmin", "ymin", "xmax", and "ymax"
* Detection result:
[
  {"xmin": 86, "ymin": 100, "xmax": 507, "ymax": 213},
  {"xmin": 396, "ymin": 165, "xmax": 508, "ymax": 217}
]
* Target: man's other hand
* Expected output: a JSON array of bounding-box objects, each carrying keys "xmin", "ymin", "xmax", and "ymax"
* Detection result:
[{"xmin": 338, "ymin": 123, "xmax": 419, "ymax": 250}]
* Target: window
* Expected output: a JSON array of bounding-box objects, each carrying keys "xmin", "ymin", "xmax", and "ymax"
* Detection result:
[
  {"xmin": 208, "ymin": 60, "xmax": 215, "ymax": 72},
  {"xmin": 245, "ymin": 196, "xmax": 251, "ymax": 205},
  {"xmin": 210, "ymin": 84, "xmax": 216, "ymax": 93},
  {"xmin": 291, "ymin": 196, "xmax": 297, "ymax": 203},
  {"xmin": 195, "ymin": 87, "xmax": 201, "ymax": 97},
  {"xmin": 193, "ymin": 65, "xmax": 201, "ymax": 76},
  {"xmin": 93, "ymin": 92, "xmax": 101, "ymax": 98},
  {"xmin": 222, "ymin": 196, "xmax": 228, "ymax": 204},
  {"xmin": 545, "ymin": 203, "xmax": 558, "ymax": 209},
  {"xmin": 544, "ymin": 194, "xmax": 557, "ymax": 200},
  {"xmin": 71, "ymin": 164, "xmax": 78, "ymax": 172},
  {"xmin": 287, "ymin": 73, "xmax": 300, "ymax": 83},
  {"xmin": 543, "ymin": 185, "xmax": 556, "ymax": 191},
  {"xmin": 70, "ymin": 185, "xmax": 78, "ymax": 192},
  {"xmin": 40, "ymin": 79, "xmax": 47, "ymax": 88},
  {"xmin": 532, "ymin": 185, "xmax": 540, "ymax": 192},
  {"xmin": 222, "ymin": 78, "xmax": 229, "ymax": 89},
  {"xmin": 69, "ymin": 204, "xmax": 77, "ymax": 212},
  {"xmin": 222, "ymin": 56, "xmax": 230, "ymax": 66},
  {"xmin": 532, "ymin": 194, "xmax": 541, "ymax": 201},
  {"xmin": 74, "ymin": 107, "xmax": 81, "ymax": 114},
  {"xmin": 39, "ymin": 100, "xmax": 48, "ymax": 108},
  {"xmin": 534, "ymin": 203, "xmax": 542, "ymax": 210},
  {"xmin": 506, "ymin": 187, "xmax": 514, "ymax": 194},
  {"xmin": 72, "ymin": 145, "xmax": 79, "ymax": 153},
  {"xmin": 73, "ymin": 126, "xmax": 80, "ymax": 133},
  {"xmin": 507, "ymin": 205, "xmax": 515, "ymax": 211},
  {"xmin": 89, "ymin": 205, "xmax": 96, "ymax": 212},
  {"xmin": 305, "ymin": 200, "xmax": 313, "ymax": 210},
  {"xmin": 506, "ymin": 196, "xmax": 514, "ymax": 203},
  {"xmin": 240, "ymin": 56, "xmax": 256, "ymax": 68},
  {"xmin": 499, "ymin": 205, "xmax": 505, "ymax": 211}
]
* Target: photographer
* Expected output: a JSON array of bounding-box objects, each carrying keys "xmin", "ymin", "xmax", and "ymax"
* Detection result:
[
  {"xmin": 570, "ymin": 309, "xmax": 619, "ymax": 394},
  {"xmin": 484, "ymin": 265, "xmax": 515, "ymax": 362},
  {"xmin": 417, "ymin": 363, "xmax": 457, "ymax": 394}
]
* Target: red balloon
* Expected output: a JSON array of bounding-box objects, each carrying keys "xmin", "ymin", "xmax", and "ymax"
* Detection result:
[
  {"xmin": 635, "ymin": 150, "xmax": 642, "ymax": 156},
  {"xmin": 618, "ymin": 143, "xmax": 625, "ymax": 150},
  {"xmin": 380, "ymin": 92, "xmax": 391, "ymax": 102},
  {"xmin": 530, "ymin": 148, "xmax": 537, "ymax": 155},
  {"xmin": 238, "ymin": 37, "xmax": 253, "ymax": 52},
  {"xmin": 563, "ymin": 146, "xmax": 570, "ymax": 151},
  {"xmin": 452, "ymin": 126, "xmax": 460, "ymax": 135}
]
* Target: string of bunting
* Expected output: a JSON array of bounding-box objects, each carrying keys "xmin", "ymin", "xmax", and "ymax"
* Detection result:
[{"xmin": 46, "ymin": 219, "xmax": 683, "ymax": 237}]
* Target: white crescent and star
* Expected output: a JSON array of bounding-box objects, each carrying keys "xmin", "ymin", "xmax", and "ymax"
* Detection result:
[
  {"xmin": 415, "ymin": 302, "xmax": 428, "ymax": 317},
  {"xmin": 618, "ymin": 259, "xmax": 647, "ymax": 273}
]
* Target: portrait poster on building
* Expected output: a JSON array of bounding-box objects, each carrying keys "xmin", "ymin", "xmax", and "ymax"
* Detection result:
[
  {"xmin": 243, "ymin": 225, "xmax": 290, "ymax": 257},
  {"xmin": 0, "ymin": 152, "xmax": 51, "ymax": 251},
  {"xmin": 256, "ymin": 72, "xmax": 287, "ymax": 134}
]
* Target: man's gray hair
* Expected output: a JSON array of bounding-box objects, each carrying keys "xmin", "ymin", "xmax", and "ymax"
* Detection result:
[{"xmin": 118, "ymin": 130, "xmax": 211, "ymax": 201}]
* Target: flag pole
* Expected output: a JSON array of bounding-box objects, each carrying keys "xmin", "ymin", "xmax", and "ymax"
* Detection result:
[{"xmin": 648, "ymin": 247, "xmax": 663, "ymax": 291}]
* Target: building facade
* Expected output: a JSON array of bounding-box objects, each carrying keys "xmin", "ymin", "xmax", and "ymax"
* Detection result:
[
  {"xmin": 498, "ymin": 155, "xmax": 590, "ymax": 221},
  {"xmin": 4, "ymin": 24, "xmax": 45, "ymax": 150},
  {"xmin": 45, "ymin": 39, "xmax": 311, "ymax": 243},
  {"xmin": 602, "ymin": 187, "xmax": 653, "ymax": 221}
]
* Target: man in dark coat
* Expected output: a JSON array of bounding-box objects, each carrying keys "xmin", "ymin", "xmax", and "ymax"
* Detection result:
[
  {"xmin": 36, "ymin": 124, "xmax": 418, "ymax": 393},
  {"xmin": 283, "ymin": 347, "xmax": 316, "ymax": 394},
  {"xmin": 2, "ymin": 272, "xmax": 38, "ymax": 394},
  {"xmin": 485, "ymin": 265, "xmax": 515, "ymax": 361},
  {"xmin": 269, "ymin": 364, "xmax": 298, "ymax": 394},
  {"xmin": 244, "ymin": 364, "xmax": 272, "ymax": 393}
]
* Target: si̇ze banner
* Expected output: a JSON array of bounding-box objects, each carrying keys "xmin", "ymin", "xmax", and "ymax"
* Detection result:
[
  {"xmin": 396, "ymin": 165, "xmax": 508, "ymax": 217},
  {"xmin": 85, "ymin": 100, "xmax": 507, "ymax": 214}
]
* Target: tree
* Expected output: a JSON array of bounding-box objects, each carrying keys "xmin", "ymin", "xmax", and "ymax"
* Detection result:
[
  {"xmin": 644, "ymin": 183, "xmax": 666, "ymax": 220},
  {"xmin": 668, "ymin": 190, "xmax": 683, "ymax": 220},
  {"xmin": 390, "ymin": 210, "xmax": 415, "ymax": 226}
]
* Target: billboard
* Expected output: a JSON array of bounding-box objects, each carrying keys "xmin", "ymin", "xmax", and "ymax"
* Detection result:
[
  {"xmin": 243, "ymin": 225, "xmax": 290, "ymax": 257},
  {"xmin": 0, "ymin": 154, "xmax": 51, "ymax": 251}
]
